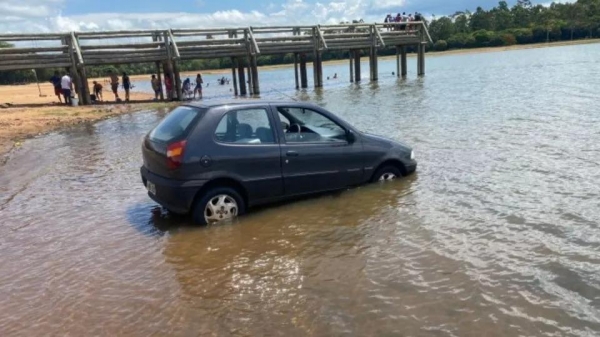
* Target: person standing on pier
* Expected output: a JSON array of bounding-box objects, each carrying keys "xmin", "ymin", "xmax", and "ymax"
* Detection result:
[
  {"xmin": 49, "ymin": 71, "xmax": 62, "ymax": 104},
  {"xmin": 194, "ymin": 73, "xmax": 203, "ymax": 99},
  {"xmin": 122, "ymin": 72, "xmax": 131, "ymax": 102},
  {"xmin": 108, "ymin": 70, "xmax": 120, "ymax": 101},
  {"xmin": 60, "ymin": 72, "xmax": 72, "ymax": 105}
]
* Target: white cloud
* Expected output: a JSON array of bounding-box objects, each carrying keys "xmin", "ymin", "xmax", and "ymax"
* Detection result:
[{"xmin": 0, "ymin": 0, "xmax": 398, "ymax": 36}]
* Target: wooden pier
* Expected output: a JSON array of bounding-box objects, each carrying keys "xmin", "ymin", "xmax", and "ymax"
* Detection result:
[{"xmin": 0, "ymin": 22, "xmax": 432, "ymax": 105}]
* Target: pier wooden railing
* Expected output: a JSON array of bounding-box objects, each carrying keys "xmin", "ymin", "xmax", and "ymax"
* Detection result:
[{"xmin": 0, "ymin": 22, "xmax": 431, "ymax": 104}]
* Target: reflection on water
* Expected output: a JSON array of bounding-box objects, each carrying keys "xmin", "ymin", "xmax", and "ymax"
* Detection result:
[{"xmin": 1, "ymin": 43, "xmax": 600, "ymax": 336}]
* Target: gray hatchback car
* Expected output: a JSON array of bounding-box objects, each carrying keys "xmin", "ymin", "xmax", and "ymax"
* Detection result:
[{"xmin": 141, "ymin": 100, "xmax": 416, "ymax": 225}]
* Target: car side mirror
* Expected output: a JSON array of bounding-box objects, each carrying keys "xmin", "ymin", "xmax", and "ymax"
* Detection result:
[{"xmin": 346, "ymin": 129, "xmax": 356, "ymax": 144}]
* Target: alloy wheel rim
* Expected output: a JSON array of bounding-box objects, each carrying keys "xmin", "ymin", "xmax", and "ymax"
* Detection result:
[
  {"xmin": 204, "ymin": 194, "xmax": 238, "ymax": 224},
  {"xmin": 379, "ymin": 173, "xmax": 397, "ymax": 181}
]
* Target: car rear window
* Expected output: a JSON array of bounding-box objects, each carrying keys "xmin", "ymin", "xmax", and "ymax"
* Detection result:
[{"xmin": 149, "ymin": 106, "xmax": 203, "ymax": 142}]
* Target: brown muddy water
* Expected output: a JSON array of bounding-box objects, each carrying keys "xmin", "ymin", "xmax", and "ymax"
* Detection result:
[{"xmin": 1, "ymin": 44, "xmax": 600, "ymax": 336}]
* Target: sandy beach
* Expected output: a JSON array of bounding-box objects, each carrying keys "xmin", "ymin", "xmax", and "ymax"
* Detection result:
[{"xmin": 1, "ymin": 38, "xmax": 598, "ymax": 162}]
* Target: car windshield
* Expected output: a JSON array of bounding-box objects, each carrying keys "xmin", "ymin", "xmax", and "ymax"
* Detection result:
[{"xmin": 149, "ymin": 106, "xmax": 203, "ymax": 142}]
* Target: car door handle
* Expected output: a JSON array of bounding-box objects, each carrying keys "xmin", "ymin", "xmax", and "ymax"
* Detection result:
[{"xmin": 286, "ymin": 151, "xmax": 299, "ymax": 157}]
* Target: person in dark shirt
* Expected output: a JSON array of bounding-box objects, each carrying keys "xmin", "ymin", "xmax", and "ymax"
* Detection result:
[
  {"xmin": 122, "ymin": 72, "xmax": 131, "ymax": 102},
  {"xmin": 49, "ymin": 71, "xmax": 62, "ymax": 103}
]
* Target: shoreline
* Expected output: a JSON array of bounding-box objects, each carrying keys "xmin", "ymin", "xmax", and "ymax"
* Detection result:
[
  {"xmin": 0, "ymin": 102, "xmax": 179, "ymax": 165},
  {"xmin": 1, "ymin": 38, "xmax": 599, "ymax": 163}
]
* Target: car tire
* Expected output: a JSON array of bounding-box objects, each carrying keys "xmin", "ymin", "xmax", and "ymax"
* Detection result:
[
  {"xmin": 371, "ymin": 165, "xmax": 402, "ymax": 183},
  {"xmin": 192, "ymin": 187, "xmax": 246, "ymax": 225}
]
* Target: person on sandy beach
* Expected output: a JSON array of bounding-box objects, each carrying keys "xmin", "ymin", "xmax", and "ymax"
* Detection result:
[
  {"xmin": 164, "ymin": 73, "xmax": 173, "ymax": 101},
  {"xmin": 122, "ymin": 72, "xmax": 131, "ymax": 102},
  {"xmin": 151, "ymin": 75, "xmax": 161, "ymax": 100},
  {"xmin": 60, "ymin": 72, "xmax": 72, "ymax": 105},
  {"xmin": 92, "ymin": 81, "xmax": 103, "ymax": 101},
  {"xmin": 49, "ymin": 71, "xmax": 62, "ymax": 103},
  {"xmin": 193, "ymin": 73, "xmax": 203, "ymax": 99},
  {"xmin": 108, "ymin": 70, "xmax": 120, "ymax": 101}
]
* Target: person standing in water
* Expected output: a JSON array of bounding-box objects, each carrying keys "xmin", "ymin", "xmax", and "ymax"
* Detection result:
[
  {"xmin": 193, "ymin": 73, "xmax": 203, "ymax": 99},
  {"xmin": 122, "ymin": 72, "xmax": 131, "ymax": 102}
]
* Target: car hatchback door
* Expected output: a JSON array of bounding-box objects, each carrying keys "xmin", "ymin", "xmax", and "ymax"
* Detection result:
[{"xmin": 273, "ymin": 105, "xmax": 364, "ymax": 196}]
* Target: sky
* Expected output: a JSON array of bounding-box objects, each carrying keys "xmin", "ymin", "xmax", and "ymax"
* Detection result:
[{"xmin": 0, "ymin": 0, "xmax": 569, "ymax": 34}]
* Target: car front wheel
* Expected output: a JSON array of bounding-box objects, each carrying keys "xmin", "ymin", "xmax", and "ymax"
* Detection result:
[
  {"xmin": 192, "ymin": 187, "xmax": 245, "ymax": 225},
  {"xmin": 371, "ymin": 165, "xmax": 402, "ymax": 183}
]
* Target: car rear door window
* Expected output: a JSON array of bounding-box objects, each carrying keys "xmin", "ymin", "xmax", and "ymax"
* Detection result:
[
  {"xmin": 149, "ymin": 106, "xmax": 203, "ymax": 142},
  {"xmin": 214, "ymin": 108, "xmax": 275, "ymax": 144}
]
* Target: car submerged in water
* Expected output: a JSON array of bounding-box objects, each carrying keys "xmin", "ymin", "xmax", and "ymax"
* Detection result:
[{"xmin": 141, "ymin": 100, "xmax": 416, "ymax": 225}]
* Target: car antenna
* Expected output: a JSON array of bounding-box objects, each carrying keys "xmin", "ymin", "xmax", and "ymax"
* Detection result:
[{"xmin": 272, "ymin": 88, "xmax": 297, "ymax": 101}]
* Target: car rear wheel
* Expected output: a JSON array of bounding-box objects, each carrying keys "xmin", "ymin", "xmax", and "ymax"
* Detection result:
[
  {"xmin": 192, "ymin": 187, "xmax": 245, "ymax": 225},
  {"xmin": 371, "ymin": 165, "xmax": 402, "ymax": 183}
]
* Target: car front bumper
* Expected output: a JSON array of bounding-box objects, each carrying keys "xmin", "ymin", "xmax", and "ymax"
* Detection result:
[
  {"xmin": 140, "ymin": 166, "xmax": 206, "ymax": 214},
  {"xmin": 405, "ymin": 159, "xmax": 417, "ymax": 175}
]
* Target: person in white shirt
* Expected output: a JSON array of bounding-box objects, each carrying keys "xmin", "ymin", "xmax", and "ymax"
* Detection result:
[{"xmin": 60, "ymin": 73, "xmax": 73, "ymax": 105}]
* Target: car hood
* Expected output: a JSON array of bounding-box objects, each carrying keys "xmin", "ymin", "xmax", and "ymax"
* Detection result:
[{"xmin": 361, "ymin": 132, "xmax": 412, "ymax": 151}]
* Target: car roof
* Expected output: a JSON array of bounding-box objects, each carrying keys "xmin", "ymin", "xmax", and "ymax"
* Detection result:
[{"xmin": 184, "ymin": 99, "xmax": 313, "ymax": 109}]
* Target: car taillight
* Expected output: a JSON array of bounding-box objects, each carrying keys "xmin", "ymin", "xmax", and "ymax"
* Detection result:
[{"xmin": 166, "ymin": 140, "xmax": 187, "ymax": 169}]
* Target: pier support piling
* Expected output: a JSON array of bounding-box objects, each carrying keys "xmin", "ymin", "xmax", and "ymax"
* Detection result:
[
  {"xmin": 231, "ymin": 57, "xmax": 238, "ymax": 96},
  {"xmin": 237, "ymin": 57, "xmax": 247, "ymax": 96},
  {"xmin": 173, "ymin": 60, "xmax": 182, "ymax": 100},
  {"xmin": 369, "ymin": 47, "xmax": 378, "ymax": 81},
  {"xmin": 251, "ymin": 55, "xmax": 260, "ymax": 95},
  {"xmin": 401, "ymin": 46, "xmax": 407, "ymax": 77},
  {"xmin": 299, "ymin": 53, "xmax": 308, "ymax": 89},
  {"xmin": 155, "ymin": 61, "xmax": 164, "ymax": 100},
  {"xmin": 313, "ymin": 51, "xmax": 323, "ymax": 88},
  {"xmin": 293, "ymin": 53, "xmax": 299, "ymax": 89},
  {"xmin": 417, "ymin": 43, "xmax": 425, "ymax": 76},
  {"xmin": 349, "ymin": 51, "xmax": 354, "ymax": 83},
  {"xmin": 353, "ymin": 49, "xmax": 361, "ymax": 82}
]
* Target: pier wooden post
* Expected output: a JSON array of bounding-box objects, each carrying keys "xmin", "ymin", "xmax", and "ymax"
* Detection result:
[
  {"xmin": 162, "ymin": 32, "xmax": 175, "ymax": 101},
  {"xmin": 299, "ymin": 53, "xmax": 308, "ymax": 88},
  {"xmin": 400, "ymin": 46, "xmax": 407, "ymax": 77},
  {"xmin": 349, "ymin": 51, "xmax": 354, "ymax": 83},
  {"xmin": 251, "ymin": 55, "xmax": 260, "ymax": 95},
  {"xmin": 369, "ymin": 47, "xmax": 378, "ymax": 81},
  {"xmin": 66, "ymin": 36, "xmax": 83, "ymax": 103},
  {"xmin": 353, "ymin": 49, "xmax": 361, "ymax": 82},
  {"xmin": 313, "ymin": 51, "xmax": 323, "ymax": 88},
  {"xmin": 369, "ymin": 26, "xmax": 378, "ymax": 82},
  {"xmin": 395, "ymin": 46, "xmax": 400, "ymax": 78},
  {"xmin": 237, "ymin": 57, "xmax": 247, "ymax": 96},
  {"xmin": 155, "ymin": 61, "xmax": 164, "ymax": 100},
  {"xmin": 152, "ymin": 34, "xmax": 165, "ymax": 101},
  {"xmin": 293, "ymin": 53, "xmax": 299, "ymax": 89},
  {"xmin": 79, "ymin": 66, "xmax": 91, "ymax": 105},
  {"xmin": 173, "ymin": 60, "xmax": 183, "ymax": 100},
  {"xmin": 231, "ymin": 57, "xmax": 238, "ymax": 96},
  {"xmin": 246, "ymin": 56, "xmax": 253, "ymax": 96},
  {"xmin": 417, "ymin": 43, "xmax": 425, "ymax": 76}
]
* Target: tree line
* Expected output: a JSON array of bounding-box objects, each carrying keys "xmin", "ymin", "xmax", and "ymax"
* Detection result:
[
  {"xmin": 428, "ymin": 0, "xmax": 600, "ymax": 51},
  {"xmin": 1, "ymin": 0, "xmax": 599, "ymax": 85}
]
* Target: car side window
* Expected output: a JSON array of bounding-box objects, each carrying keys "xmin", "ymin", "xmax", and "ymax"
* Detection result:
[
  {"xmin": 214, "ymin": 108, "xmax": 275, "ymax": 144},
  {"xmin": 277, "ymin": 107, "xmax": 347, "ymax": 143}
]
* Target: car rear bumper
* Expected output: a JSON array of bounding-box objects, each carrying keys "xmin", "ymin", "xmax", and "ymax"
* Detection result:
[{"xmin": 140, "ymin": 166, "xmax": 206, "ymax": 214}]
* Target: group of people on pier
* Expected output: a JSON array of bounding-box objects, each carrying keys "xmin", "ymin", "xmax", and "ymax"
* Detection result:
[{"xmin": 383, "ymin": 12, "xmax": 422, "ymax": 31}]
